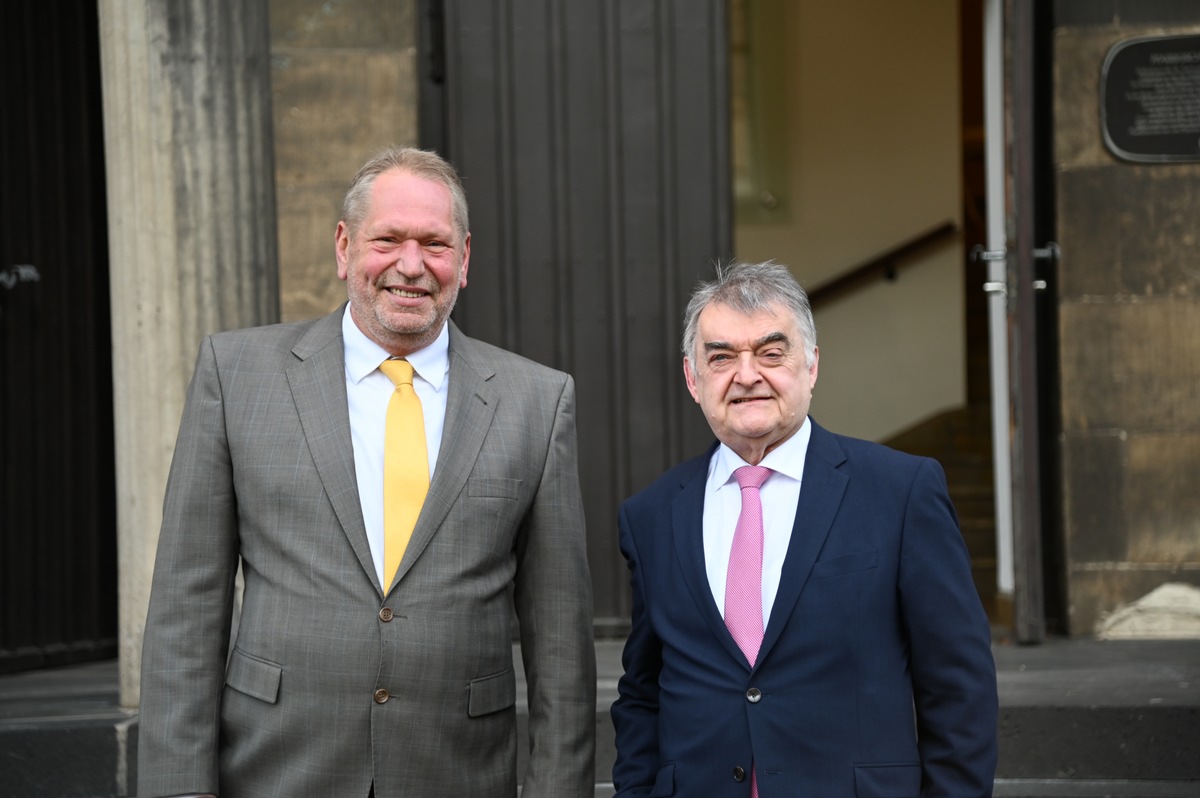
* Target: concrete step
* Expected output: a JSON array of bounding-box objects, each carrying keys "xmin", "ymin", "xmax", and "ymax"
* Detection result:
[
  {"xmin": 0, "ymin": 659, "xmax": 136, "ymax": 798},
  {"xmin": 992, "ymin": 780, "xmax": 1200, "ymax": 798},
  {"xmin": 992, "ymin": 640, "xmax": 1200, "ymax": 782},
  {"xmin": 549, "ymin": 639, "xmax": 1200, "ymax": 792},
  {"xmin": 2, "ymin": 639, "xmax": 1198, "ymax": 797},
  {"xmin": 590, "ymin": 783, "xmax": 1200, "ymax": 797}
]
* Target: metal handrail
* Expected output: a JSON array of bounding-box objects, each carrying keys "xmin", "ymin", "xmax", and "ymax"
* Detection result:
[{"xmin": 806, "ymin": 220, "xmax": 959, "ymax": 308}]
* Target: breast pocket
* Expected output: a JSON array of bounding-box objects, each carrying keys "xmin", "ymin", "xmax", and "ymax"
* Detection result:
[
  {"xmin": 802, "ymin": 549, "xmax": 880, "ymax": 620},
  {"xmin": 811, "ymin": 549, "xmax": 878, "ymax": 579}
]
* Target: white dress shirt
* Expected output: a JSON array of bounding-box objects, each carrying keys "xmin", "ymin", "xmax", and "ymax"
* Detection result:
[
  {"xmin": 703, "ymin": 417, "xmax": 811, "ymax": 626},
  {"xmin": 342, "ymin": 307, "xmax": 450, "ymax": 587}
]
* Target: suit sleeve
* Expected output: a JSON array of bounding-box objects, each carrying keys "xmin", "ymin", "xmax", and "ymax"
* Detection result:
[
  {"xmin": 512, "ymin": 374, "xmax": 598, "ymax": 798},
  {"xmin": 609, "ymin": 501, "xmax": 664, "ymax": 797},
  {"xmin": 899, "ymin": 457, "xmax": 999, "ymax": 797},
  {"xmin": 138, "ymin": 337, "xmax": 240, "ymax": 796}
]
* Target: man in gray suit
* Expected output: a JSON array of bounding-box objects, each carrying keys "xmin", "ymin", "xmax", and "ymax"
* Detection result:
[{"xmin": 138, "ymin": 147, "xmax": 596, "ymax": 797}]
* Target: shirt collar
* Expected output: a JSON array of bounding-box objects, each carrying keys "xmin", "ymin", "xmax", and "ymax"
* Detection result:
[
  {"xmin": 342, "ymin": 305, "xmax": 450, "ymax": 391},
  {"xmin": 709, "ymin": 416, "xmax": 812, "ymax": 489}
]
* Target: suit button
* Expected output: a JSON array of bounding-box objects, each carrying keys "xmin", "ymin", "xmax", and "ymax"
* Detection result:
[
  {"xmin": 373, "ymin": 688, "xmax": 390, "ymax": 704},
  {"xmin": 746, "ymin": 688, "xmax": 762, "ymax": 703},
  {"xmin": 733, "ymin": 766, "xmax": 746, "ymax": 782},
  {"xmin": 379, "ymin": 607, "xmax": 394, "ymax": 622}
]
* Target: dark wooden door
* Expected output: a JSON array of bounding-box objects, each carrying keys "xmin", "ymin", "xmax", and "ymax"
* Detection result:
[
  {"xmin": 0, "ymin": 0, "xmax": 117, "ymax": 672},
  {"xmin": 426, "ymin": 0, "xmax": 731, "ymax": 627}
]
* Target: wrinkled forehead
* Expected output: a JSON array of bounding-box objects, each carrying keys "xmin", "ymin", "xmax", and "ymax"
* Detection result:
[{"xmin": 697, "ymin": 300, "xmax": 799, "ymax": 345}]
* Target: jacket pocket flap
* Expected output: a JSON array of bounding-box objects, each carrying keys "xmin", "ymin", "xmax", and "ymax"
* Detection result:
[
  {"xmin": 812, "ymin": 548, "xmax": 879, "ymax": 579},
  {"xmin": 649, "ymin": 762, "xmax": 676, "ymax": 796},
  {"xmin": 467, "ymin": 667, "xmax": 516, "ymax": 717},
  {"xmin": 853, "ymin": 763, "xmax": 921, "ymax": 798},
  {"xmin": 225, "ymin": 648, "xmax": 282, "ymax": 704}
]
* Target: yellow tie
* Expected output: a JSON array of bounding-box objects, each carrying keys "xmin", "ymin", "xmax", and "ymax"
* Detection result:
[{"xmin": 379, "ymin": 359, "xmax": 429, "ymax": 589}]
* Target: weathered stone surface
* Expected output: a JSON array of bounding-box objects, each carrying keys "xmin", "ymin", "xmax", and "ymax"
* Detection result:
[
  {"xmin": 1097, "ymin": 582, "xmax": 1200, "ymax": 638},
  {"xmin": 1055, "ymin": 24, "xmax": 1200, "ymax": 170},
  {"xmin": 1125, "ymin": 432, "xmax": 1200, "ymax": 562},
  {"xmin": 1067, "ymin": 568, "xmax": 1200, "ymax": 635},
  {"xmin": 1055, "ymin": 15, "xmax": 1200, "ymax": 640},
  {"xmin": 270, "ymin": 0, "xmax": 416, "ymax": 48},
  {"xmin": 1058, "ymin": 300, "xmax": 1200, "ymax": 432},
  {"xmin": 269, "ymin": 0, "xmax": 418, "ymax": 322},
  {"xmin": 276, "ymin": 185, "xmax": 346, "ymax": 321},
  {"xmin": 1057, "ymin": 165, "xmax": 1200, "ymax": 300},
  {"xmin": 1054, "ymin": 26, "xmax": 1118, "ymax": 170},
  {"xmin": 1063, "ymin": 431, "xmax": 1200, "ymax": 574},
  {"xmin": 1061, "ymin": 430, "xmax": 1128, "ymax": 564},
  {"xmin": 98, "ymin": 0, "xmax": 279, "ymax": 707},
  {"xmin": 272, "ymin": 50, "xmax": 418, "ymax": 188}
]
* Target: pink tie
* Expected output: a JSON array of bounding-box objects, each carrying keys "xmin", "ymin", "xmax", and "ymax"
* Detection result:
[
  {"xmin": 725, "ymin": 465, "xmax": 771, "ymax": 666},
  {"xmin": 725, "ymin": 464, "xmax": 771, "ymax": 798}
]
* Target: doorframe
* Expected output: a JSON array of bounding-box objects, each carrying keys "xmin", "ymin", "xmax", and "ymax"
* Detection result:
[
  {"xmin": 982, "ymin": 0, "xmax": 1062, "ymax": 643},
  {"xmin": 982, "ymin": 0, "xmax": 1015, "ymax": 625}
]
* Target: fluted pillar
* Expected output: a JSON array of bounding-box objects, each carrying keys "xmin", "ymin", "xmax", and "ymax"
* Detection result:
[{"xmin": 98, "ymin": 0, "xmax": 279, "ymax": 708}]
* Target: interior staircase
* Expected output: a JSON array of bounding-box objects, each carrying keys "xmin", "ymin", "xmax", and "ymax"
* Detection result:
[{"xmin": 884, "ymin": 403, "xmax": 1001, "ymax": 620}]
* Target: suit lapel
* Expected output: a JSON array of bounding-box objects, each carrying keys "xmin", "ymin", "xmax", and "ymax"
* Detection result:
[
  {"xmin": 388, "ymin": 323, "xmax": 498, "ymax": 589},
  {"xmin": 759, "ymin": 421, "xmax": 848, "ymax": 663},
  {"xmin": 286, "ymin": 307, "xmax": 378, "ymax": 587},
  {"xmin": 671, "ymin": 445, "xmax": 753, "ymax": 669}
]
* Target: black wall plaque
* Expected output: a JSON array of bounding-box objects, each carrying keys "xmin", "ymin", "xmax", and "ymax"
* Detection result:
[{"xmin": 1101, "ymin": 34, "xmax": 1200, "ymax": 162}]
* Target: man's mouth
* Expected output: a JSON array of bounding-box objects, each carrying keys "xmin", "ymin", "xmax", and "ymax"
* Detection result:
[
  {"xmin": 731, "ymin": 396, "xmax": 768, "ymax": 404},
  {"xmin": 385, "ymin": 287, "xmax": 426, "ymax": 298}
]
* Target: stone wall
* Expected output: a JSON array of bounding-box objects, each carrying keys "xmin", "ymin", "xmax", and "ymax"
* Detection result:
[
  {"xmin": 1054, "ymin": 19, "xmax": 1200, "ymax": 633},
  {"xmin": 270, "ymin": 0, "xmax": 420, "ymax": 322}
]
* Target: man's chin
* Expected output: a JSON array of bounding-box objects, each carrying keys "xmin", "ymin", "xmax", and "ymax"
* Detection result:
[
  {"xmin": 718, "ymin": 420, "xmax": 771, "ymax": 442},
  {"xmin": 362, "ymin": 311, "xmax": 443, "ymax": 353},
  {"xmin": 725, "ymin": 420, "xmax": 797, "ymax": 450},
  {"xmin": 379, "ymin": 306, "xmax": 439, "ymax": 334},
  {"xmin": 726, "ymin": 407, "xmax": 777, "ymax": 431},
  {"xmin": 386, "ymin": 318, "xmax": 436, "ymax": 337}
]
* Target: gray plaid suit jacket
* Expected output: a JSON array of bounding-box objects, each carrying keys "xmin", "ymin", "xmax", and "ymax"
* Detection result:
[{"xmin": 138, "ymin": 307, "xmax": 596, "ymax": 797}]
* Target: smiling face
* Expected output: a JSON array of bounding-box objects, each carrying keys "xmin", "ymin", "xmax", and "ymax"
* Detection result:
[
  {"xmin": 335, "ymin": 168, "xmax": 470, "ymax": 356},
  {"xmin": 683, "ymin": 300, "xmax": 818, "ymax": 464}
]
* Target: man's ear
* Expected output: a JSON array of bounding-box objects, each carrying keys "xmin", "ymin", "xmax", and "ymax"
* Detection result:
[
  {"xmin": 683, "ymin": 357, "xmax": 700, "ymax": 403},
  {"xmin": 458, "ymin": 232, "xmax": 471, "ymax": 288},
  {"xmin": 335, "ymin": 221, "xmax": 351, "ymax": 281}
]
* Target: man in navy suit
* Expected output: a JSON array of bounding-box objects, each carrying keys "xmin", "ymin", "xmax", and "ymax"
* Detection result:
[{"xmin": 611, "ymin": 262, "xmax": 998, "ymax": 797}]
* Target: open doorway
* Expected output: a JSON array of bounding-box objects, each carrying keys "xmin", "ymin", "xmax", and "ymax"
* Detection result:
[{"xmin": 729, "ymin": 0, "xmax": 1007, "ymax": 623}]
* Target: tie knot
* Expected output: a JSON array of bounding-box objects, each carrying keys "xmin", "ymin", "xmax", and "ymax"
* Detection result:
[
  {"xmin": 379, "ymin": 358, "xmax": 414, "ymax": 387},
  {"xmin": 734, "ymin": 465, "xmax": 772, "ymax": 491}
]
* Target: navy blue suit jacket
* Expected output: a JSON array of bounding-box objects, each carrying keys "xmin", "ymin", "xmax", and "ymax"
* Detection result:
[{"xmin": 611, "ymin": 420, "xmax": 998, "ymax": 797}]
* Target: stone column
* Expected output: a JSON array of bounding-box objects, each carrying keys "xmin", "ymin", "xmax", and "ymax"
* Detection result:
[{"xmin": 98, "ymin": 0, "xmax": 279, "ymax": 708}]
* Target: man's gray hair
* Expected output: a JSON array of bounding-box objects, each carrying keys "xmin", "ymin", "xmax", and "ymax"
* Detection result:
[
  {"xmin": 341, "ymin": 146, "xmax": 470, "ymax": 245},
  {"xmin": 682, "ymin": 261, "xmax": 817, "ymax": 366}
]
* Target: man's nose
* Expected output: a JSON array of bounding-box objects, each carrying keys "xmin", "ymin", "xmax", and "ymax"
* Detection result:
[
  {"xmin": 732, "ymin": 353, "xmax": 761, "ymax": 384},
  {"xmin": 393, "ymin": 240, "xmax": 424, "ymax": 276}
]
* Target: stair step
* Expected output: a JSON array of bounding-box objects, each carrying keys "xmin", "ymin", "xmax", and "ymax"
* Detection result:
[
  {"xmin": 3, "ymin": 641, "xmax": 1198, "ymax": 795},
  {"xmin": 992, "ymin": 781, "xmax": 1199, "ymax": 798},
  {"xmin": 581, "ymin": 779, "xmax": 1200, "ymax": 797}
]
